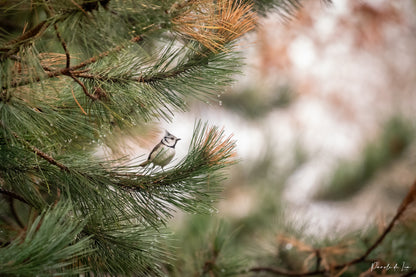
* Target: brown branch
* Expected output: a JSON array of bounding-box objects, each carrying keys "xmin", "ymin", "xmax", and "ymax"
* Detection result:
[
  {"xmin": 69, "ymin": 73, "xmax": 98, "ymax": 101},
  {"xmin": 6, "ymin": 35, "xmax": 143, "ymax": 89},
  {"xmin": 334, "ymin": 179, "xmax": 416, "ymax": 270},
  {"xmin": 0, "ymin": 20, "xmax": 51, "ymax": 60},
  {"xmin": 8, "ymin": 198, "xmax": 25, "ymax": 228},
  {"xmin": 0, "ymin": 189, "xmax": 29, "ymax": 205},
  {"xmin": 71, "ymin": 87, "xmax": 88, "ymax": 115},
  {"xmin": 73, "ymin": 72, "xmax": 126, "ymax": 82},
  {"xmin": 202, "ymin": 240, "xmax": 220, "ymax": 276},
  {"xmin": 28, "ymin": 144, "xmax": 69, "ymax": 172},
  {"xmin": 44, "ymin": 3, "xmax": 71, "ymax": 69},
  {"xmin": 11, "ymin": 132, "xmax": 70, "ymax": 172},
  {"xmin": 314, "ymin": 249, "xmax": 321, "ymax": 272},
  {"xmin": 69, "ymin": 35, "xmax": 142, "ymax": 71},
  {"xmin": 54, "ymin": 23, "xmax": 71, "ymax": 68},
  {"xmin": 5, "ymin": 34, "xmax": 206, "ymax": 90},
  {"xmin": 249, "ymin": 178, "xmax": 416, "ymax": 276},
  {"xmin": 249, "ymin": 267, "xmax": 321, "ymax": 276},
  {"xmin": 73, "ymin": 59, "xmax": 196, "ymax": 84}
]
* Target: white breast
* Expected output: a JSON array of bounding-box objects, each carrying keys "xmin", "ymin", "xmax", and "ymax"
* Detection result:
[{"xmin": 150, "ymin": 146, "xmax": 175, "ymax": 167}]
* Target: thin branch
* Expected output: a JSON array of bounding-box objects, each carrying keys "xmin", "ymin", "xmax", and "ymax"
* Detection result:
[
  {"xmin": 0, "ymin": 0, "xmax": 115, "ymax": 61},
  {"xmin": 249, "ymin": 267, "xmax": 320, "ymax": 276},
  {"xmin": 73, "ymin": 57, "xmax": 201, "ymax": 84},
  {"xmin": 5, "ymin": 35, "xmax": 210, "ymax": 90},
  {"xmin": 54, "ymin": 23, "xmax": 71, "ymax": 68},
  {"xmin": 335, "ymin": 179, "xmax": 416, "ymax": 269},
  {"xmin": 73, "ymin": 72, "xmax": 126, "ymax": 83},
  {"xmin": 0, "ymin": 20, "xmax": 51, "ymax": 60},
  {"xmin": 44, "ymin": 2, "xmax": 71, "ymax": 69},
  {"xmin": 71, "ymin": 87, "xmax": 88, "ymax": 115},
  {"xmin": 69, "ymin": 73, "xmax": 98, "ymax": 101},
  {"xmin": 70, "ymin": 35, "xmax": 142, "ymax": 71},
  {"xmin": 6, "ymin": 36, "xmax": 143, "ymax": 89},
  {"xmin": 8, "ymin": 198, "xmax": 25, "ymax": 228},
  {"xmin": 249, "ymin": 178, "xmax": 416, "ymax": 276},
  {"xmin": 11, "ymin": 132, "xmax": 70, "ymax": 172},
  {"xmin": 314, "ymin": 249, "xmax": 321, "ymax": 272},
  {"xmin": 0, "ymin": 189, "xmax": 29, "ymax": 205},
  {"xmin": 28, "ymin": 144, "xmax": 69, "ymax": 172}
]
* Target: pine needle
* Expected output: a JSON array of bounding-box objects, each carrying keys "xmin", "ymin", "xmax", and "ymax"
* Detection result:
[
  {"xmin": 71, "ymin": 86, "xmax": 87, "ymax": 115},
  {"xmin": 172, "ymin": 0, "xmax": 257, "ymax": 52}
]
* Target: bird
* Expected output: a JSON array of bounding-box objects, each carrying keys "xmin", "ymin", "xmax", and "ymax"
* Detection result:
[{"xmin": 139, "ymin": 131, "xmax": 181, "ymax": 169}]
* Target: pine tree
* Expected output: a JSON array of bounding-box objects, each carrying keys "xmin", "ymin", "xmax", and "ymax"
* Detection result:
[{"xmin": 0, "ymin": 0, "xmax": 272, "ymax": 275}]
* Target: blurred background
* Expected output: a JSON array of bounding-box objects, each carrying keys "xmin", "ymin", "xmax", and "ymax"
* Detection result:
[
  {"xmin": 158, "ymin": 0, "xmax": 416, "ymax": 232},
  {"xmin": 102, "ymin": 0, "xmax": 416, "ymax": 272}
]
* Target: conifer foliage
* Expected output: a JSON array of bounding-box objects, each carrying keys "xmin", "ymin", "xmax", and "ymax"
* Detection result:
[{"xmin": 0, "ymin": 0, "xmax": 266, "ymax": 275}]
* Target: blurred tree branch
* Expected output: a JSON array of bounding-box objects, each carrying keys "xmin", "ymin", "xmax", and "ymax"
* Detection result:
[
  {"xmin": 250, "ymin": 178, "xmax": 416, "ymax": 276},
  {"xmin": 5, "ymin": 35, "xmax": 143, "ymax": 90}
]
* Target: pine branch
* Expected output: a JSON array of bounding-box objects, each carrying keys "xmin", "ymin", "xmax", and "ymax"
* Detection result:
[
  {"xmin": 70, "ymin": 42, "xmax": 229, "ymax": 85},
  {"xmin": 116, "ymin": 122, "xmax": 236, "ymax": 188},
  {"xmin": 8, "ymin": 198, "xmax": 25, "ymax": 229},
  {"xmin": 249, "ymin": 178, "xmax": 416, "ymax": 276},
  {"xmin": 5, "ymin": 36, "xmax": 143, "ymax": 90},
  {"xmin": 80, "ymin": 219, "xmax": 170, "ymax": 276},
  {"xmin": 102, "ymin": 121, "xmax": 237, "ymax": 224},
  {"xmin": 0, "ymin": 0, "xmax": 118, "ymax": 61},
  {"xmin": 171, "ymin": 0, "xmax": 257, "ymax": 52},
  {"xmin": 249, "ymin": 266, "xmax": 319, "ymax": 276},
  {"xmin": 53, "ymin": 23, "xmax": 71, "ymax": 68},
  {"xmin": 11, "ymin": 131, "xmax": 70, "ymax": 172},
  {"xmin": 0, "ymin": 1, "xmax": 255, "ymax": 275},
  {"xmin": 0, "ymin": 20, "xmax": 51, "ymax": 60},
  {"xmin": 69, "ymin": 73, "xmax": 99, "ymax": 101},
  {"xmin": 0, "ymin": 189, "xmax": 30, "ymax": 205},
  {"xmin": 69, "ymin": 36, "xmax": 143, "ymax": 72},
  {"xmin": 1, "ymin": 120, "xmax": 236, "ymax": 230},
  {"xmin": 0, "ymin": 201, "xmax": 93, "ymax": 276}
]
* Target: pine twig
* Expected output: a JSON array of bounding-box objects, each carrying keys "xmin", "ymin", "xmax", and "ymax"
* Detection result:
[
  {"xmin": 6, "ymin": 36, "xmax": 143, "ymax": 89},
  {"xmin": 0, "ymin": 189, "xmax": 29, "ymax": 205},
  {"xmin": 249, "ymin": 178, "xmax": 416, "ymax": 276},
  {"xmin": 249, "ymin": 266, "xmax": 320, "ymax": 276},
  {"xmin": 71, "ymin": 87, "xmax": 88, "ymax": 115},
  {"xmin": 314, "ymin": 249, "xmax": 321, "ymax": 272},
  {"xmin": 73, "ymin": 63, "xmax": 196, "ymax": 84},
  {"xmin": 54, "ymin": 23, "xmax": 71, "ymax": 68},
  {"xmin": 8, "ymin": 198, "xmax": 25, "ymax": 228},
  {"xmin": 70, "ymin": 35, "xmax": 143, "ymax": 71},
  {"xmin": 0, "ymin": 20, "xmax": 51, "ymax": 60},
  {"xmin": 11, "ymin": 132, "xmax": 70, "ymax": 172},
  {"xmin": 336, "ymin": 178, "xmax": 416, "ymax": 269},
  {"xmin": 69, "ymin": 73, "xmax": 98, "ymax": 101},
  {"xmin": 202, "ymin": 245, "xmax": 220, "ymax": 276}
]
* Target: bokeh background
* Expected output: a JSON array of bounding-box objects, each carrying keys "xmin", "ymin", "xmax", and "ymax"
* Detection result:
[
  {"xmin": 119, "ymin": 0, "xmax": 416, "ymax": 231},
  {"xmin": 99, "ymin": 0, "xmax": 416, "ymax": 272}
]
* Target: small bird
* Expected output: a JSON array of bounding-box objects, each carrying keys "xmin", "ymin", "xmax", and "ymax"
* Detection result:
[{"xmin": 139, "ymin": 131, "xmax": 181, "ymax": 169}]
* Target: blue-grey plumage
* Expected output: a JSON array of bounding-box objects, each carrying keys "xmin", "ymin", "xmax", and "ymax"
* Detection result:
[{"xmin": 139, "ymin": 131, "xmax": 181, "ymax": 169}]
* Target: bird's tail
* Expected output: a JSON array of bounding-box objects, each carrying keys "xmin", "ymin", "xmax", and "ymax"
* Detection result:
[
  {"xmin": 139, "ymin": 160, "xmax": 150, "ymax": 166},
  {"xmin": 139, "ymin": 160, "xmax": 150, "ymax": 167}
]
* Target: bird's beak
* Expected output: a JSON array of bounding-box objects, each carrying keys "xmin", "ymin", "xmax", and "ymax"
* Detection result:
[{"xmin": 177, "ymin": 138, "xmax": 181, "ymax": 141}]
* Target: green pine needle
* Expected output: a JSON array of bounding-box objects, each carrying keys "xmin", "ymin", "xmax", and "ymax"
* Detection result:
[{"xmin": 0, "ymin": 201, "xmax": 93, "ymax": 276}]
